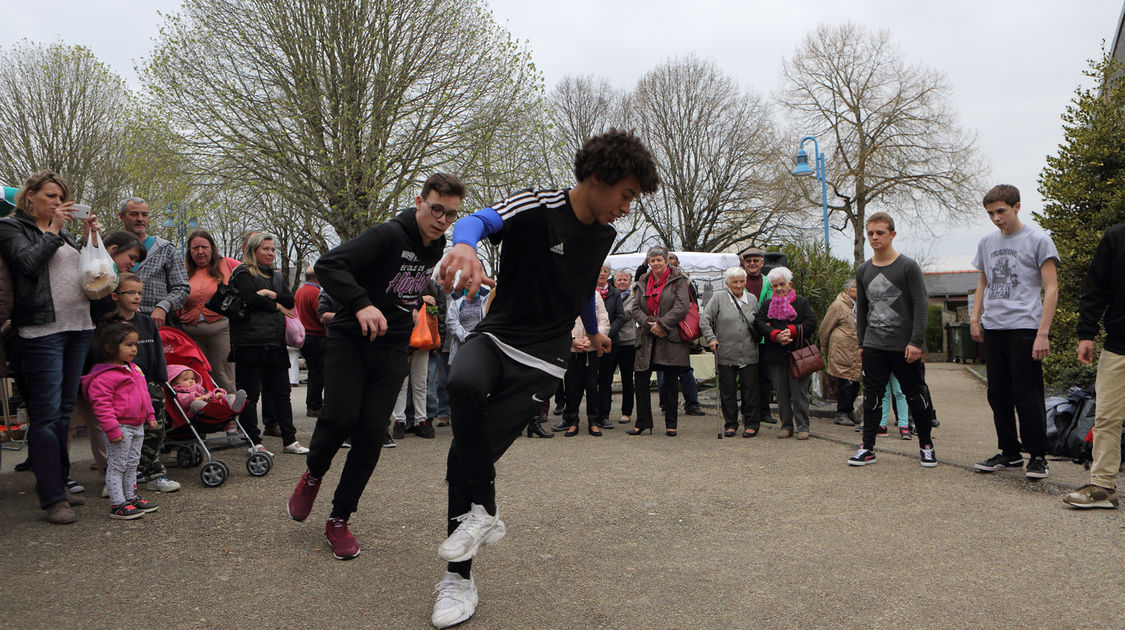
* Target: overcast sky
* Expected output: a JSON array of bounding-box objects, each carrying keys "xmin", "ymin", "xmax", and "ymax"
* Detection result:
[{"xmin": 5, "ymin": 0, "xmax": 1121, "ymax": 269}]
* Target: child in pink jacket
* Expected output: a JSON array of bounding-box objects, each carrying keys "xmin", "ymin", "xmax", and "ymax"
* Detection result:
[
  {"xmin": 80, "ymin": 320, "xmax": 159, "ymax": 520},
  {"xmin": 168, "ymin": 364, "xmax": 246, "ymax": 416}
]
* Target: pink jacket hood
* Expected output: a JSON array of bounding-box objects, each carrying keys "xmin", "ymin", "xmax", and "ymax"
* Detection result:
[{"xmin": 81, "ymin": 362, "xmax": 155, "ymax": 440}]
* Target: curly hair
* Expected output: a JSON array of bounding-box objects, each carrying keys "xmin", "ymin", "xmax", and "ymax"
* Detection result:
[{"xmin": 573, "ymin": 128, "xmax": 660, "ymax": 193}]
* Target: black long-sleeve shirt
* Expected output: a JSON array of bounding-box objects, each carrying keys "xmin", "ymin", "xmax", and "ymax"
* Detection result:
[{"xmin": 1077, "ymin": 224, "xmax": 1125, "ymax": 354}]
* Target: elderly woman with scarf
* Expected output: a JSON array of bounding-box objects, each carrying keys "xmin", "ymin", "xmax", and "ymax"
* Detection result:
[
  {"xmin": 753, "ymin": 266, "xmax": 817, "ymax": 439},
  {"xmin": 628, "ymin": 246, "xmax": 691, "ymax": 437}
]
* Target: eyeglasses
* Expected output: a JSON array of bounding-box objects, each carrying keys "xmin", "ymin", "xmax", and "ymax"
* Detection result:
[
  {"xmin": 424, "ymin": 201, "xmax": 458, "ymax": 222},
  {"xmin": 114, "ymin": 290, "xmax": 143, "ymax": 296}
]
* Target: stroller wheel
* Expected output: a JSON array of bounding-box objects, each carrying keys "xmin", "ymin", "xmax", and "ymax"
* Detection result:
[
  {"xmin": 176, "ymin": 447, "xmax": 195, "ymax": 469},
  {"xmin": 200, "ymin": 460, "xmax": 230, "ymax": 487},
  {"xmin": 191, "ymin": 444, "xmax": 205, "ymax": 467},
  {"xmin": 246, "ymin": 452, "xmax": 272, "ymax": 477}
]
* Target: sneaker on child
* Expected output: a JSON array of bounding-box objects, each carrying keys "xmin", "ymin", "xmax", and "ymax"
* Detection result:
[
  {"xmin": 66, "ymin": 479, "xmax": 85, "ymax": 494},
  {"xmin": 325, "ymin": 517, "xmax": 360, "ymax": 560},
  {"xmin": 415, "ymin": 421, "xmax": 436, "ymax": 439},
  {"xmin": 438, "ymin": 503, "xmax": 506, "ymax": 562},
  {"xmin": 110, "ymin": 502, "xmax": 144, "ymax": 520},
  {"xmin": 431, "ymin": 571, "xmax": 478, "ymax": 629},
  {"xmin": 847, "ymin": 448, "xmax": 876, "ymax": 466},
  {"xmin": 146, "ymin": 476, "xmax": 181, "ymax": 493},
  {"xmin": 129, "ymin": 496, "xmax": 159, "ymax": 513},
  {"xmin": 919, "ymin": 445, "xmax": 937, "ymax": 468}
]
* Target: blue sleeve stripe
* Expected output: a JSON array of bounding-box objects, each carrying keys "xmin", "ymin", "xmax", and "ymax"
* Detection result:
[
  {"xmin": 580, "ymin": 294, "xmax": 598, "ymax": 335},
  {"xmin": 451, "ymin": 207, "xmax": 504, "ymax": 249}
]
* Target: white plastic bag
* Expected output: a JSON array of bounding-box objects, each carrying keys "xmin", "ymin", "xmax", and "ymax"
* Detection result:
[{"xmin": 79, "ymin": 230, "xmax": 118, "ymax": 299}]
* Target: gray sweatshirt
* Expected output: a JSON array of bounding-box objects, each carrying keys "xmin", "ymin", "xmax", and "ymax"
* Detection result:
[
  {"xmin": 855, "ymin": 254, "xmax": 927, "ymax": 351},
  {"xmin": 700, "ymin": 289, "xmax": 760, "ymax": 366}
]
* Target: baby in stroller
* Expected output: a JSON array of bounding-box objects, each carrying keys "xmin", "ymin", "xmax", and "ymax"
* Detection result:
[{"xmin": 168, "ymin": 364, "xmax": 247, "ymax": 417}]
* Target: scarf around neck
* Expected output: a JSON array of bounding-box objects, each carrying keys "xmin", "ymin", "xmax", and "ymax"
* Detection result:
[
  {"xmin": 645, "ymin": 268, "xmax": 671, "ymax": 314},
  {"xmin": 767, "ymin": 290, "xmax": 798, "ymax": 321}
]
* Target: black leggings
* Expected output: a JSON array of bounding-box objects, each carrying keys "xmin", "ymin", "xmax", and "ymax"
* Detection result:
[
  {"xmin": 599, "ymin": 343, "xmax": 635, "ymax": 419},
  {"xmin": 445, "ymin": 335, "xmax": 559, "ymax": 578},
  {"xmin": 305, "ymin": 338, "xmax": 408, "ymax": 519},
  {"xmin": 563, "ymin": 351, "xmax": 599, "ymax": 426}
]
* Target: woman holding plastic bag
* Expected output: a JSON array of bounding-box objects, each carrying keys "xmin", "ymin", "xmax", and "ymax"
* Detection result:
[{"xmin": 0, "ymin": 170, "xmax": 100, "ymax": 524}]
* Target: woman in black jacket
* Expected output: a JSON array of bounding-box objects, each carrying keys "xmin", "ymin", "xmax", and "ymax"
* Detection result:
[
  {"xmin": 754, "ymin": 266, "xmax": 817, "ymax": 440},
  {"xmin": 230, "ymin": 232, "xmax": 306, "ymax": 454},
  {"xmin": 0, "ymin": 170, "xmax": 97, "ymax": 524}
]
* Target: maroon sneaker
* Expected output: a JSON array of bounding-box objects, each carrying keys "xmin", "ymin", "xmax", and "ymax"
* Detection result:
[
  {"xmin": 287, "ymin": 470, "xmax": 321, "ymax": 522},
  {"xmin": 325, "ymin": 517, "xmax": 360, "ymax": 560}
]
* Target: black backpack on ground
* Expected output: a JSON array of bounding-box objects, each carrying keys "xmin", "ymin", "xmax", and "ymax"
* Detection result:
[{"xmin": 1046, "ymin": 387, "xmax": 1096, "ymax": 463}]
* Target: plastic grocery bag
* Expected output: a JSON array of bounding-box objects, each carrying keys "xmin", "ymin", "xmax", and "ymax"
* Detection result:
[
  {"xmin": 79, "ymin": 230, "xmax": 118, "ymax": 299},
  {"xmin": 285, "ymin": 313, "xmax": 306, "ymax": 348},
  {"xmin": 409, "ymin": 306, "xmax": 440, "ymax": 351}
]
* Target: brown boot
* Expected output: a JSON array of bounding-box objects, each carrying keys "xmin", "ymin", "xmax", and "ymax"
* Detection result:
[
  {"xmin": 66, "ymin": 490, "xmax": 86, "ymax": 507},
  {"xmin": 45, "ymin": 501, "xmax": 76, "ymax": 524},
  {"xmin": 777, "ymin": 429, "xmax": 793, "ymax": 439}
]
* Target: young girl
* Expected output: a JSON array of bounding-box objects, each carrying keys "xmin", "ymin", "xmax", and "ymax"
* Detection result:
[
  {"xmin": 80, "ymin": 319, "xmax": 160, "ymax": 520},
  {"xmin": 168, "ymin": 364, "xmax": 247, "ymax": 415}
]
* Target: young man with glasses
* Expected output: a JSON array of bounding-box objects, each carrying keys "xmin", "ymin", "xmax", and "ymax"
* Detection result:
[
  {"xmin": 429, "ymin": 129, "xmax": 659, "ymax": 628},
  {"xmin": 286, "ymin": 173, "xmax": 461, "ymax": 561}
]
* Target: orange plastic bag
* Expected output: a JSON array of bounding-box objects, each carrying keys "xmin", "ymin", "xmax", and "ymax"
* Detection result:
[{"xmin": 409, "ymin": 306, "xmax": 441, "ymax": 351}]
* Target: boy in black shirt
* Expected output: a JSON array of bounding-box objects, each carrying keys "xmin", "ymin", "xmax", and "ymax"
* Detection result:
[
  {"xmin": 430, "ymin": 130, "xmax": 659, "ymax": 629},
  {"xmin": 286, "ymin": 173, "xmax": 460, "ymax": 560}
]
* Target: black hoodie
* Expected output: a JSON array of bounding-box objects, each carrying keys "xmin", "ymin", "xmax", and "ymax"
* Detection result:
[
  {"xmin": 1078, "ymin": 223, "xmax": 1125, "ymax": 354},
  {"xmin": 315, "ymin": 208, "xmax": 445, "ymax": 350}
]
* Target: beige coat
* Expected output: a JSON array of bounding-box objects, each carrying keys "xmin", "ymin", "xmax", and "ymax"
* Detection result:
[{"xmin": 818, "ymin": 292, "xmax": 861, "ymax": 382}]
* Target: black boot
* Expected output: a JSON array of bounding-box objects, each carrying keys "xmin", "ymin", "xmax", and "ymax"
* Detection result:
[{"xmin": 527, "ymin": 417, "xmax": 554, "ymax": 438}]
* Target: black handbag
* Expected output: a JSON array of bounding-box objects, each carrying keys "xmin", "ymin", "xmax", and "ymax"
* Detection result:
[{"xmin": 205, "ymin": 280, "xmax": 247, "ymax": 321}]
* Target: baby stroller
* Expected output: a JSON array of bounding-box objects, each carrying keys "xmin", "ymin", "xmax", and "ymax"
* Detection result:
[{"xmin": 158, "ymin": 326, "xmax": 273, "ymax": 487}]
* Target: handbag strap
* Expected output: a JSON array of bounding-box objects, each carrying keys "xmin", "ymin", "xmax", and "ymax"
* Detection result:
[{"xmin": 728, "ymin": 290, "xmax": 754, "ymax": 334}]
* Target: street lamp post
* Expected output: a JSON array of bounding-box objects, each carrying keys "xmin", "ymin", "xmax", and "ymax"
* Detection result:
[{"xmin": 792, "ymin": 136, "xmax": 830, "ymax": 251}]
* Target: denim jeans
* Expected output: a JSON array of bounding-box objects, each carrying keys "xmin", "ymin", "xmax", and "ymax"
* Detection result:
[
  {"xmin": 19, "ymin": 329, "xmax": 94, "ymax": 509},
  {"xmin": 427, "ymin": 351, "xmax": 450, "ymax": 420}
]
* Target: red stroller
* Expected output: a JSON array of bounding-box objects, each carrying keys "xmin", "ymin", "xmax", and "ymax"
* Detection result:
[{"xmin": 159, "ymin": 326, "xmax": 273, "ymax": 487}]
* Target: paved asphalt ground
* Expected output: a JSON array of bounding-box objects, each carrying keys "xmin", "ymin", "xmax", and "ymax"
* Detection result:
[{"xmin": 2, "ymin": 362, "xmax": 1122, "ymax": 629}]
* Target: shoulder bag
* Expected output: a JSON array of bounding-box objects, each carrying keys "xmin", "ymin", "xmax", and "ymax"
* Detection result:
[{"xmin": 788, "ymin": 326, "xmax": 825, "ymax": 379}]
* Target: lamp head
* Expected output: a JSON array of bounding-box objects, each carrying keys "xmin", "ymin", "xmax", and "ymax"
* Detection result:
[{"xmin": 792, "ymin": 149, "xmax": 814, "ymax": 177}]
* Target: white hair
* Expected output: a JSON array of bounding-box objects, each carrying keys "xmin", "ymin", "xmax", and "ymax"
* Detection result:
[
  {"xmin": 723, "ymin": 266, "xmax": 747, "ymax": 283},
  {"xmin": 767, "ymin": 266, "xmax": 793, "ymax": 285}
]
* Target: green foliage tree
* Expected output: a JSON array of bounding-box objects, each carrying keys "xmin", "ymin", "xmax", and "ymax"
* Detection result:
[
  {"xmin": 0, "ymin": 41, "xmax": 132, "ymax": 212},
  {"xmin": 780, "ymin": 240, "xmax": 856, "ymax": 338},
  {"xmin": 1036, "ymin": 50, "xmax": 1125, "ymax": 388}
]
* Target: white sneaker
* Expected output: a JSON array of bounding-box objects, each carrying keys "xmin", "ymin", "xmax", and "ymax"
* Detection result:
[
  {"xmin": 146, "ymin": 476, "xmax": 181, "ymax": 493},
  {"xmin": 431, "ymin": 571, "xmax": 478, "ymax": 629},
  {"xmin": 283, "ymin": 441, "xmax": 310, "ymax": 454},
  {"xmin": 100, "ymin": 484, "xmax": 109, "ymax": 498},
  {"xmin": 438, "ymin": 503, "xmax": 506, "ymax": 562},
  {"xmin": 249, "ymin": 444, "xmax": 275, "ymax": 457}
]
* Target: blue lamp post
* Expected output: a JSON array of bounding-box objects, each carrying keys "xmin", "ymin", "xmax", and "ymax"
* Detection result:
[{"xmin": 792, "ymin": 136, "xmax": 830, "ymax": 251}]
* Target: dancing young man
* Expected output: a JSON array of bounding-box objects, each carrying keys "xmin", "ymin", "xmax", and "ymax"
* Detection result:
[
  {"xmin": 430, "ymin": 129, "xmax": 659, "ymax": 628},
  {"xmin": 286, "ymin": 173, "xmax": 462, "ymax": 560}
]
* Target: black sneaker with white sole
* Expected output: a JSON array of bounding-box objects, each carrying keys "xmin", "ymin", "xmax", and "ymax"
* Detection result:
[
  {"xmin": 920, "ymin": 445, "xmax": 937, "ymax": 468},
  {"xmin": 847, "ymin": 448, "xmax": 876, "ymax": 466},
  {"xmin": 974, "ymin": 453, "xmax": 1023, "ymax": 472},
  {"xmin": 1025, "ymin": 456, "xmax": 1049, "ymax": 479}
]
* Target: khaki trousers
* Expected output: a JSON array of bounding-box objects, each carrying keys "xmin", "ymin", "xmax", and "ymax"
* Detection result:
[{"xmin": 1091, "ymin": 349, "xmax": 1125, "ymax": 489}]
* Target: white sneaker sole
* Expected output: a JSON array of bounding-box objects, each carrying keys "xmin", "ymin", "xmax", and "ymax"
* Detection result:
[
  {"xmin": 921, "ymin": 461, "xmax": 938, "ymax": 468},
  {"xmin": 847, "ymin": 459, "xmax": 875, "ymax": 466},
  {"xmin": 438, "ymin": 519, "xmax": 507, "ymax": 562},
  {"xmin": 1063, "ymin": 499, "xmax": 1118, "ymax": 509}
]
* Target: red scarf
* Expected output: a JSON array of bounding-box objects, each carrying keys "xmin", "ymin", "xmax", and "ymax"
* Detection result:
[
  {"xmin": 644, "ymin": 267, "xmax": 671, "ymax": 314},
  {"xmin": 596, "ymin": 282, "xmax": 610, "ymax": 300}
]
